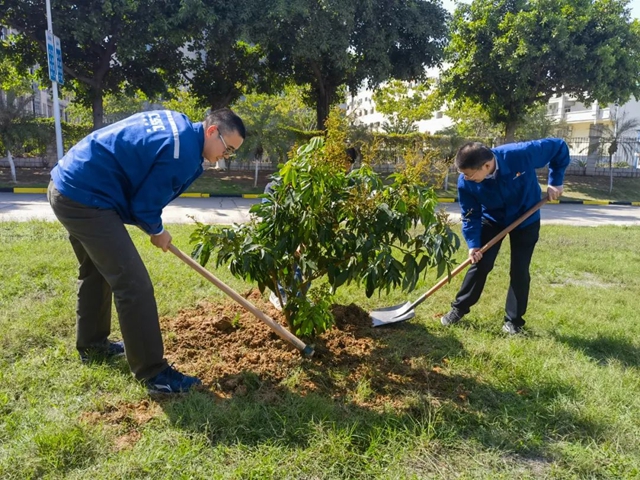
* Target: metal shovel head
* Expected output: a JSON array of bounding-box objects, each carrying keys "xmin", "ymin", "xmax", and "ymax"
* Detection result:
[{"xmin": 370, "ymin": 302, "xmax": 415, "ymax": 327}]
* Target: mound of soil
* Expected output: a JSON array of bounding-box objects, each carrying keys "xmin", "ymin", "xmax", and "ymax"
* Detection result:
[{"xmin": 159, "ymin": 290, "xmax": 464, "ymax": 409}]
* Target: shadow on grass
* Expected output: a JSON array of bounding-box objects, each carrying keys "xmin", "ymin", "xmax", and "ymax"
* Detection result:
[
  {"xmin": 553, "ymin": 333, "xmax": 640, "ymax": 368},
  {"xmin": 155, "ymin": 322, "xmax": 607, "ymax": 463}
]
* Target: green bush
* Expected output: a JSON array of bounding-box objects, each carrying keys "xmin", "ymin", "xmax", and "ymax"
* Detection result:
[{"xmin": 190, "ymin": 136, "xmax": 460, "ymax": 337}]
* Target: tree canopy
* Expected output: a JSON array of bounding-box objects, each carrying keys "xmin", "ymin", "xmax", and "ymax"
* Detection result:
[
  {"xmin": 441, "ymin": 0, "xmax": 640, "ymax": 141},
  {"xmin": 0, "ymin": 0, "xmax": 189, "ymax": 128},
  {"xmin": 252, "ymin": 0, "xmax": 450, "ymax": 129}
]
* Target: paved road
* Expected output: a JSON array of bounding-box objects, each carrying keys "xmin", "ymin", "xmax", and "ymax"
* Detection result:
[{"xmin": 2, "ymin": 192, "xmax": 640, "ymax": 226}]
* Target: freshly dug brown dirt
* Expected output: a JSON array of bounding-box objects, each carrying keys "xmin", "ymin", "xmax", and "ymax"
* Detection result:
[
  {"xmin": 159, "ymin": 289, "xmax": 464, "ymax": 409},
  {"xmin": 81, "ymin": 290, "xmax": 469, "ymax": 450}
]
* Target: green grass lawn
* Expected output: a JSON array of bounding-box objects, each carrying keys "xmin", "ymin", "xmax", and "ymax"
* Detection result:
[{"xmin": 2, "ymin": 222, "xmax": 640, "ymax": 478}]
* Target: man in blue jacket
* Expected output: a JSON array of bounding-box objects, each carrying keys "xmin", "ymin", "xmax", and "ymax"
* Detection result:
[
  {"xmin": 441, "ymin": 139, "xmax": 569, "ymax": 334},
  {"xmin": 48, "ymin": 108, "xmax": 245, "ymax": 393}
]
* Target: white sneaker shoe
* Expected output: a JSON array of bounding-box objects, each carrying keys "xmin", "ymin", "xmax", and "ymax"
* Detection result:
[{"xmin": 269, "ymin": 291, "xmax": 286, "ymax": 311}]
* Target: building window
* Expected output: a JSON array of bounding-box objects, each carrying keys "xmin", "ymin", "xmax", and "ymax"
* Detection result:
[{"xmin": 434, "ymin": 111, "xmax": 443, "ymax": 119}]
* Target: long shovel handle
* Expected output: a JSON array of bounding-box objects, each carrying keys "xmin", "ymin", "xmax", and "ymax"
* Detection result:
[
  {"xmin": 168, "ymin": 244, "xmax": 314, "ymax": 357},
  {"xmin": 405, "ymin": 197, "xmax": 548, "ymax": 313}
]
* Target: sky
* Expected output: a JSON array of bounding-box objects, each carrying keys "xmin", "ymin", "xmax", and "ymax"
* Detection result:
[{"xmin": 440, "ymin": 0, "xmax": 640, "ymax": 19}]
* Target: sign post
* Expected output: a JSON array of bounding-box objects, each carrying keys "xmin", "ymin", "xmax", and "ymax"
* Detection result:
[{"xmin": 45, "ymin": 0, "xmax": 64, "ymax": 161}]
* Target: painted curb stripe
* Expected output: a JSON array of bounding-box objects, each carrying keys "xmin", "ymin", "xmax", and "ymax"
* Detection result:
[
  {"xmin": 14, "ymin": 187, "xmax": 47, "ymax": 193},
  {"xmin": 4, "ymin": 189, "xmax": 640, "ymax": 207},
  {"xmin": 179, "ymin": 193, "xmax": 210, "ymax": 198}
]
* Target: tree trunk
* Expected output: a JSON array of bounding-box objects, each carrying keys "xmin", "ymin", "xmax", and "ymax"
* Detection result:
[
  {"xmin": 7, "ymin": 149, "xmax": 16, "ymax": 183},
  {"xmin": 92, "ymin": 88, "xmax": 104, "ymax": 130},
  {"xmin": 504, "ymin": 122, "xmax": 517, "ymax": 144},
  {"xmin": 609, "ymin": 153, "xmax": 614, "ymax": 194},
  {"xmin": 316, "ymin": 88, "xmax": 331, "ymax": 132}
]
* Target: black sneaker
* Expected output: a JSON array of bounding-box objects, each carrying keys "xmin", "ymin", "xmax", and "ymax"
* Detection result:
[
  {"xmin": 79, "ymin": 340, "xmax": 125, "ymax": 363},
  {"xmin": 146, "ymin": 365, "xmax": 202, "ymax": 394},
  {"xmin": 441, "ymin": 308, "xmax": 464, "ymax": 326},
  {"xmin": 502, "ymin": 321, "xmax": 524, "ymax": 335}
]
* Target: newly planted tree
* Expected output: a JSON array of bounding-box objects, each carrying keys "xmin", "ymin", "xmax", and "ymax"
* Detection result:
[{"xmin": 190, "ymin": 125, "xmax": 459, "ymax": 337}]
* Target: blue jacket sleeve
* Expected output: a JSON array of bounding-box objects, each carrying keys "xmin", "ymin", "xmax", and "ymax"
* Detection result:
[
  {"xmin": 458, "ymin": 176, "xmax": 483, "ymax": 249},
  {"xmin": 129, "ymin": 157, "xmax": 202, "ymax": 234},
  {"xmin": 527, "ymin": 138, "xmax": 571, "ymax": 186}
]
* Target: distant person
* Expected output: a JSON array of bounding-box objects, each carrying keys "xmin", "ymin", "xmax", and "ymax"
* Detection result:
[
  {"xmin": 440, "ymin": 139, "xmax": 570, "ymax": 334},
  {"xmin": 48, "ymin": 108, "xmax": 245, "ymax": 392}
]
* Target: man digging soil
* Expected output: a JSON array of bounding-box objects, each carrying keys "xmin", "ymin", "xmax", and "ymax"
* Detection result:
[{"xmin": 48, "ymin": 108, "xmax": 245, "ymax": 393}]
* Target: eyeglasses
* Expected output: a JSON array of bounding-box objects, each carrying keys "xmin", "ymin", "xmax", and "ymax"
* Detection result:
[
  {"xmin": 458, "ymin": 169, "xmax": 482, "ymax": 181},
  {"xmin": 218, "ymin": 132, "xmax": 236, "ymax": 158}
]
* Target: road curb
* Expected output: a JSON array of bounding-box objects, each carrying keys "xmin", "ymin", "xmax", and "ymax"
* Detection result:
[
  {"xmin": 438, "ymin": 198, "xmax": 640, "ymax": 206},
  {"xmin": 0, "ymin": 187, "xmax": 257, "ymax": 199},
  {"xmin": 3, "ymin": 188, "xmax": 640, "ymax": 205}
]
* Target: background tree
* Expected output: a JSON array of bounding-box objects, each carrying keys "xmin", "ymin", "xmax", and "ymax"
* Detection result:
[
  {"xmin": 0, "ymin": 39, "xmax": 41, "ymax": 182},
  {"xmin": 441, "ymin": 0, "xmax": 640, "ymax": 142},
  {"xmin": 0, "ymin": 0, "xmax": 189, "ymax": 129},
  {"xmin": 592, "ymin": 111, "xmax": 640, "ymax": 192},
  {"xmin": 252, "ymin": 0, "xmax": 449, "ymax": 129},
  {"xmin": 177, "ymin": 0, "xmax": 286, "ymax": 112},
  {"xmin": 372, "ymin": 79, "xmax": 439, "ymax": 133},
  {"xmin": 231, "ymin": 84, "xmax": 317, "ymax": 166}
]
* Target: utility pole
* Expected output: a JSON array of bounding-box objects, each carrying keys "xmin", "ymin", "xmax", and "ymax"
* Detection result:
[{"xmin": 45, "ymin": 0, "xmax": 64, "ymax": 161}]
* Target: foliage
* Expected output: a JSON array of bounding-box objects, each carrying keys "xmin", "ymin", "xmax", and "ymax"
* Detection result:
[
  {"xmin": 0, "ymin": 117, "xmax": 90, "ymax": 158},
  {"xmin": 190, "ymin": 136, "xmax": 459, "ymax": 337},
  {"xmin": 0, "ymin": 39, "xmax": 40, "ymax": 160},
  {"xmin": 514, "ymin": 104, "xmax": 568, "ymax": 141},
  {"xmin": 251, "ymin": 0, "xmax": 450, "ymax": 129},
  {"xmin": 592, "ymin": 110, "xmax": 640, "ymax": 192},
  {"xmin": 441, "ymin": 0, "xmax": 640, "ymax": 141},
  {"xmin": 230, "ymin": 85, "xmax": 318, "ymax": 164},
  {"xmin": 0, "ymin": 0, "xmax": 190, "ymax": 129},
  {"xmin": 373, "ymin": 79, "xmax": 439, "ymax": 133},
  {"xmin": 441, "ymin": 100, "xmax": 569, "ymax": 142},
  {"xmin": 438, "ymin": 99, "xmax": 503, "ymax": 139},
  {"xmin": 161, "ymin": 88, "xmax": 209, "ymax": 123},
  {"xmin": 381, "ymin": 117, "xmax": 420, "ymax": 134}
]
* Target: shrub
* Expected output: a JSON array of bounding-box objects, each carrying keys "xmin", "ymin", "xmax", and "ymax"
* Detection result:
[{"xmin": 190, "ymin": 134, "xmax": 460, "ymax": 338}]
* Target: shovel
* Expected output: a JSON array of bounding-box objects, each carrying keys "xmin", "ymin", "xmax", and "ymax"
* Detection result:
[
  {"xmin": 168, "ymin": 244, "xmax": 314, "ymax": 357},
  {"xmin": 370, "ymin": 198, "xmax": 548, "ymax": 327}
]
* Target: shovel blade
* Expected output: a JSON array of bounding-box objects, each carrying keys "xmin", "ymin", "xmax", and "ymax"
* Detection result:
[{"xmin": 370, "ymin": 302, "xmax": 415, "ymax": 327}]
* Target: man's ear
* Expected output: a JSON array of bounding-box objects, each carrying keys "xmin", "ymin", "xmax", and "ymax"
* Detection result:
[{"xmin": 205, "ymin": 124, "xmax": 218, "ymax": 138}]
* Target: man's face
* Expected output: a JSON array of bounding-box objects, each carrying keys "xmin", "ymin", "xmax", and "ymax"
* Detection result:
[
  {"xmin": 203, "ymin": 125, "xmax": 244, "ymax": 162},
  {"xmin": 458, "ymin": 159, "xmax": 494, "ymax": 183}
]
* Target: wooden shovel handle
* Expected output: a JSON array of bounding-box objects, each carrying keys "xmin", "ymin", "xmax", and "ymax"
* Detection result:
[
  {"xmin": 406, "ymin": 197, "xmax": 548, "ymax": 312},
  {"xmin": 168, "ymin": 244, "xmax": 314, "ymax": 357}
]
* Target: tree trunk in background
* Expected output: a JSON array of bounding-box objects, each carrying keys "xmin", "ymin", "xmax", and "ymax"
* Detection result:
[
  {"xmin": 92, "ymin": 89, "xmax": 104, "ymax": 130},
  {"xmin": 609, "ymin": 153, "xmax": 614, "ymax": 194},
  {"xmin": 7, "ymin": 150, "xmax": 16, "ymax": 183},
  {"xmin": 316, "ymin": 88, "xmax": 330, "ymax": 132},
  {"xmin": 504, "ymin": 122, "xmax": 517, "ymax": 143}
]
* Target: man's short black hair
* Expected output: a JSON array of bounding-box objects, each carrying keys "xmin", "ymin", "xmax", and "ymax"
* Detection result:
[
  {"xmin": 455, "ymin": 142, "xmax": 494, "ymax": 170},
  {"xmin": 204, "ymin": 108, "xmax": 246, "ymax": 139}
]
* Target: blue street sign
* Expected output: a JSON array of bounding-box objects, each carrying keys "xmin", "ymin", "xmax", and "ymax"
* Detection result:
[
  {"xmin": 45, "ymin": 30, "xmax": 57, "ymax": 83},
  {"xmin": 53, "ymin": 35, "xmax": 64, "ymax": 84},
  {"xmin": 45, "ymin": 30, "xmax": 64, "ymax": 85}
]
